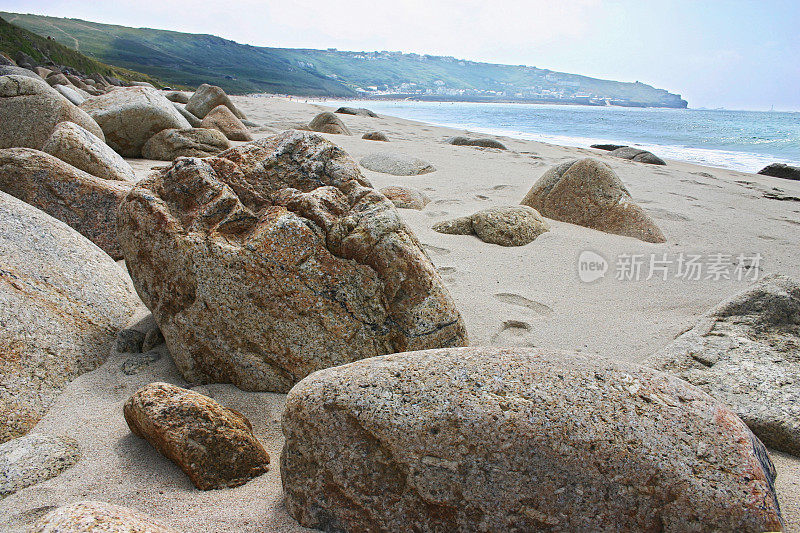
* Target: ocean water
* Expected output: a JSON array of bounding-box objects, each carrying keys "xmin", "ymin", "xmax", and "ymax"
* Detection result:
[{"xmin": 321, "ymin": 99, "xmax": 800, "ymax": 173}]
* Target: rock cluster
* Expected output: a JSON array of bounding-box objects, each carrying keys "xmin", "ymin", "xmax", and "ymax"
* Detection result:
[
  {"xmin": 609, "ymin": 146, "xmax": 666, "ymax": 165},
  {"xmin": 648, "ymin": 274, "xmax": 800, "ymax": 455},
  {"xmin": 282, "ymin": 346, "xmax": 784, "ymax": 532},
  {"xmin": 521, "ymin": 158, "xmax": 665, "ymax": 243},
  {"xmin": 433, "ymin": 205, "xmax": 550, "ymax": 246},
  {"xmin": 117, "ymin": 130, "xmax": 467, "ymax": 393},
  {"xmin": 124, "ymin": 382, "xmax": 270, "ymax": 490}
]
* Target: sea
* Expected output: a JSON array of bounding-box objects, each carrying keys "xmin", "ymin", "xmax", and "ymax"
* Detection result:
[{"xmin": 319, "ymin": 99, "xmax": 800, "ymax": 173}]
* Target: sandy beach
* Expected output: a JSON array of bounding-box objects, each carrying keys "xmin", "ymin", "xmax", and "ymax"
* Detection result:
[{"xmin": 2, "ymin": 95, "xmax": 799, "ymax": 532}]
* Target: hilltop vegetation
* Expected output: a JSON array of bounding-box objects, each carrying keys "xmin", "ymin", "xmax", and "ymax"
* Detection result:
[
  {"xmin": 0, "ymin": 16, "xmax": 161, "ymax": 85},
  {"xmin": 3, "ymin": 12, "xmax": 687, "ymax": 107}
]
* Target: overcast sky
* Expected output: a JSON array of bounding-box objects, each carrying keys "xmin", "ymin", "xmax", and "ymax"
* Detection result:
[{"xmin": 3, "ymin": 0, "xmax": 799, "ymax": 111}]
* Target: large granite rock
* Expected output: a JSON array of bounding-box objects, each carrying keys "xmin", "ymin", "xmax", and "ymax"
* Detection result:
[
  {"xmin": 609, "ymin": 146, "xmax": 666, "ymax": 165},
  {"xmin": 79, "ymin": 87, "xmax": 191, "ymax": 157},
  {"xmin": 648, "ymin": 274, "xmax": 800, "ymax": 455},
  {"xmin": 0, "ymin": 191, "xmax": 137, "ymax": 442},
  {"xmin": 172, "ymin": 102, "xmax": 202, "ymax": 127},
  {"xmin": 360, "ymin": 151, "xmax": 435, "ymax": 176},
  {"xmin": 379, "ymin": 185, "xmax": 430, "ymax": 210},
  {"xmin": 0, "ymin": 148, "xmax": 133, "ymax": 258},
  {"xmin": 307, "ymin": 112, "xmax": 351, "ymax": 135},
  {"xmin": 118, "ymin": 130, "xmax": 467, "ymax": 393},
  {"xmin": 42, "ymin": 121, "xmax": 135, "ymax": 181},
  {"xmin": 281, "ymin": 346, "xmax": 784, "ymax": 533},
  {"xmin": 124, "ymin": 382, "xmax": 270, "ymax": 490},
  {"xmin": 433, "ymin": 205, "xmax": 550, "ymax": 246},
  {"xmin": 199, "ymin": 105, "xmax": 253, "ymax": 141},
  {"xmin": 520, "ymin": 158, "xmax": 665, "ymax": 243},
  {"xmin": 142, "ymin": 127, "xmax": 231, "ymax": 160},
  {"xmin": 758, "ymin": 163, "xmax": 800, "ymax": 181},
  {"xmin": 185, "ymin": 83, "xmax": 245, "ymax": 120},
  {"xmin": 335, "ymin": 106, "xmax": 378, "ymax": 117},
  {"xmin": 0, "ymin": 75, "xmax": 104, "ymax": 150},
  {"xmin": 446, "ymin": 136, "xmax": 507, "ymax": 149},
  {"xmin": 32, "ymin": 501, "xmax": 180, "ymax": 533},
  {"xmin": 0, "ymin": 434, "xmax": 80, "ymax": 497}
]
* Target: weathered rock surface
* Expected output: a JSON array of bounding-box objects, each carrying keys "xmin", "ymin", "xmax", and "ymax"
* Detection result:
[
  {"xmin": 42, "ymin": 121, "xmax": 135, "ymax": 182},
  {"xmin": 53, "ymin": 84, "xmax": 85, "ymax": 105},
  {"xmin": 172, "ymin": 102, "xmax": 202, "ymax": 127},
  {"xmin": 117, "ymin": 130, "xmax": 467, "ymax": 392},
  {"xmin": 199, "ymin": 105, "xmax": 253, "ymax": 142},
  {"xmin": 185, "ymin": 83, "xmax": 245, "ymax": 120},
  {"xmin": 379, "ymin": 186, "xmax": 430, "ymax": 210},
  {"xmin": 79, "ymin": 87, "xmax": 191, "ymax": 157},
  {"xmin": 335, "ymin": 106, "xmax": 378, "ymax": 117},
  {"xmin": 446, "ymin": 136, "xmax": 507, "ymax": 150},
  {"xmin": 591, "ymin": 143, "xmax": 627, "ymax": 151},
  {"xmin": 433, "ymin": 205, "xmax": 550, "ymax": 246},
  {"xmin": 609, "ymin": 146, "xmax": 667, "ymax": 165},
  {"xmin": 0, "ymin": 191, "xmax": 137, "ymax": 442},
  {"xmin": 360, "ymin": 151, "xmax": 435, "ymax": 175},
  {"xmin": 142, "ymin": 128, "xmax": 230, "ymax": 160},
  {"xmin": 521, "ymin": 158, "xmax": 665, "ymax": 243},
  {"xmin": 32, "ymin": 501, "xmax": 181, "ymax": 533},
  {"xmin": 165, "ymin": 91, "xmax": 191, "ymax": 104},
  {"xmin": 758, "ymin": 163, "xmax": 800, "ymax": 181},
  {"xmin": 0, "ymin": 75, "xmax": 104, "ymax": 150},
  {"xmin": 124, "ymin": 382, "xmax": 270, "ymax": 490},
  {"xmin": 281, "ymin": 346, "xmax": 784, "ymax": 533},
  {"xmin": 0, "ymin": 148, "xmax": 133, "ymax": 258},
  {"xmin": 362, "ymin": 131, "xmax": 389, "ymax": 142},
  {"xmin": 44, "ymin": 72, "xmax": 70, "ymax": 87},
  {"xmin": 307, "ymin": 112, "xmax": 351, "ymax": 135},
  {"xmin": 0, "ymin": 434, "xmax": 80, "ymax": 497},
  {"xmin": 648, "ymin": 274, "xmax": 800, "ymax": 455},
  {"xmin": 0, "ymin": 65, "xmax": 40, "ymax": 79}
]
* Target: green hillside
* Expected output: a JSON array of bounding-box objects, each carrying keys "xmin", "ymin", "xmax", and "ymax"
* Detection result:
[
  {"xmin": 0, "ymin": 15, "xmax": 161, "ymax": 85},
  {"xmin": 2, "ymin": 12, "xmax": 687, "ymax": 107}
]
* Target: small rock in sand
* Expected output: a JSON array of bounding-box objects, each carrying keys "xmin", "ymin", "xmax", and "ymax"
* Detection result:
[
  {"xmin": 521, "ymin": 158, "xmax": 665, "ymax": 243},
  {"xmin": 124, "ymin": 382, "xmax": 270, "ymax": 490},
  {"xmin": 379, "ymin": 185, "xmax": 430, "ymax": 210},
  {"xmin": 42, "ymin": 121, "xmax": 135, "ymax": 181},
  {"xmin": 446, "ymin": 135, "xmax": 507, "ymax": 149},
  {"xmin": 185, "ymin": 83, "xmax": 246, "ymax": 120},
  {"xmin": 281, "ymin": 346, "xmax": 784, "ymax": 533},
  {"xmin": 199, "ymin": 105, "xmax": 253, "ymax": 141},
  {"xmin": 32, "ymin": 501, "xmax": 181, "ymax": 532},
  {"xmin": 433, "ymin": 205, "xmax": 549, "ymax": 246},
  {"xmin": 648, "ymin": 274, "xmax": 800, "ymax": 455},
  {"xmin": 609, "ymin": 146, "xmax": 666, "ymax": 165},
  {"xmin": 0, "ymin": 434, "xmax": 80, "ymax": 497},
  {"xmin": 362, "ymin": 131, "xmax": 389, "ymax": 141},
  {"xmin": 360, "ymin": 151, "xmax": 435, "ymax": 175},
  {"xmin": 591, "ymin": 143, "xmax": 627, "ymax": 151},
  {"xmin": 142, "ymin": 127, "xmax": 231, "ymax": 160},
  {"xmin": 0, "ymin": 148, "xmax": 133, "ymax": 258},
  {"xmin": 335, "ymin": 106, "xmax": 378, "ymax": 117},
  {"xmin": 758, "ymin": 162, "xmax": 800, "ymax": 181},
  {"xmin": 307, "ymin": 112, "xmax": 351, "ymax": 135}
]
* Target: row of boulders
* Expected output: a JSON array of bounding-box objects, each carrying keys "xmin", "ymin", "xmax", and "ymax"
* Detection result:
[
  {"xmin": 759, "ymin": 162, "xmax": 800, "ymax": 181},
  {"xmin": 446, "ymin": 135, "xmax": 507, "ymax": 150}
]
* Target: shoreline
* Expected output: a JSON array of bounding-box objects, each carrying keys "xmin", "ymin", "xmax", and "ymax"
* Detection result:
[{"xmin": 257, "ymin": 94, "xmax": 800, "ymax": 174}]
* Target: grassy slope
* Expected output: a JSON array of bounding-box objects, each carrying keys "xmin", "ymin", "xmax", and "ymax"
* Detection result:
[
  {"xmin": 0, "ymin": 15, "xmax": 161, "ymax": 85},
  {"xmin": 2, "ymin": 12, "xmax": 686, "ymax": 107}
]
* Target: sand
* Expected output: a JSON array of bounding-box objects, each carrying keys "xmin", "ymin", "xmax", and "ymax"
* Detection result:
[{"xmin": 1, "ymin": 95, "xmax": 798, "ymax": 532}]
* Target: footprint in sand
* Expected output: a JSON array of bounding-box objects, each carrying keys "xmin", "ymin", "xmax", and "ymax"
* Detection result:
[
  {"xmin": 425, "ymin": 210, "xmax": 451, "ymax": 218},
  {"xmin": 492, "ymin": 184, "xmax": 511, "ymax": 190},
  {"xmin": 422, "ymin": 244, "xmax": 451, "ymax": 255},
  {"xmin": 437, "ymin": 266, "xmax": 458, "ymax": 284},
  {"xmin": 434, "ymin": 199, "xmax": 464, "ymax": 205},
  {"xmin": 493, "ymin": 293, "xmax": 553, "ymax": 316},
  {"xmin": 475, "ymin": 194, "xmax": 489, "ymax": 200},
  {"xmin": 491, "ymin": 320, "xmax": 537, "ymax": 347},
  {"xmin": 645, "ymin": 207, "xmax": 691, "ymax": 222}
]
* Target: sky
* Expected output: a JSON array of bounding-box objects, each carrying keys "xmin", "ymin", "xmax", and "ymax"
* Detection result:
[{"xmin": 2, "ymin": 0, "xmax": 799, "ymax": 111}]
